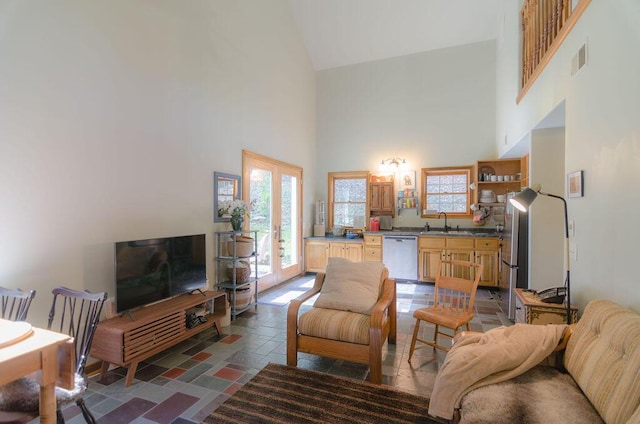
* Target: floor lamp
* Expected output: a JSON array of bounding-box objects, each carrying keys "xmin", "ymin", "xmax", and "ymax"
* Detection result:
[{"xmin": 509, "ymin": 187, "xmax": 572, "ymax": 324}]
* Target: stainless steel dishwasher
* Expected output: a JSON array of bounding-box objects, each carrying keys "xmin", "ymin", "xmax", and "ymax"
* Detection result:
[{"xmin": 382, "ymin": 235, "xmax": 418, "ymax": 281}]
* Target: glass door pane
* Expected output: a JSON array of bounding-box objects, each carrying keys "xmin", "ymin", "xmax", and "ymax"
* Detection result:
[
  {"xmin": 279, "ymin": 173, "xmax": 299, "ymax": 272},
  {"xmin": 249, "ymin": 167, "xmax": 273, "ymax": 279}
]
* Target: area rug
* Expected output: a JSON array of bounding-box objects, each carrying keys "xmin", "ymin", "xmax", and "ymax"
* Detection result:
[{"xmin": 204, "ymin": 363, "xmax": 442, "ymax": 423}]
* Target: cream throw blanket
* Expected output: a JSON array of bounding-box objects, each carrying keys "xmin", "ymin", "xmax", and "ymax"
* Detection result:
[{"xmin": 428, "ymin": 323, "xmax": 568, "ymax": 420}]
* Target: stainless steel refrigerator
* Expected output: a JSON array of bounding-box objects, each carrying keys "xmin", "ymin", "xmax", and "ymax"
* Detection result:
[{"xmin": 500, "ymin": 192, "xmax": 529, "ymax": 320}]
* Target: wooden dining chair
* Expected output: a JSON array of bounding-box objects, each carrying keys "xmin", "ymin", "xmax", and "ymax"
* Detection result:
[
  {"xmin": 0, "ymin": 287, "xmax": 107, "ymax": 424},
  {"xmin": 408, "ymin": 259, "xmax": 483, "ymax": 360},
  {"xmin": 0, "ymin": 287, "xmax": 36, "ymax": 322}
]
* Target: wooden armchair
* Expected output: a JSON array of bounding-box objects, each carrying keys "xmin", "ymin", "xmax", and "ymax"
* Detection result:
[{"xmin": 287, "ymin": 258, "xmax": 396, "ymax": 384}]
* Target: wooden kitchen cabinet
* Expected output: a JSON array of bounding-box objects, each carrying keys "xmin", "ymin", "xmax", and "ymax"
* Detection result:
[
  {"xmin": 514, "ymin": 288, "xmax": 578, "ymax": 324},
  {"xmin": 370, "ymin": 182, "xmax": 394, "ymax": 216},
  {"xmin": 305, "ymin": 239, "xmax": 363, "ymax": 272},
  {"xmin": 363, "ymin": 234, "xmax": 383, "ymax": 262},
  {"xmin": 330, "ymin": 241, "xmax": 363, "ymax": 262},
  {"xmin": 443, "ymin": 238, "xmax": 474, "ymax": 279},
  {"xmin": 305, "ymin": 240, "xmax": 330, "ymax": 272},
  {"xmin": 418, "ymin": 237, "xmax": 445, "ymax": 281},
  {"xmin": 474, "ymin": 238, "xmax": 500, "ymax": 287},
  {"xmin": 418, "ymin": 236, "xmax": 500, "ymax": 286}
]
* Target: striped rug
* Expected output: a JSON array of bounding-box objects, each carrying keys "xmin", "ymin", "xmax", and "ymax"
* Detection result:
[{"xmin": 205, "ymin": 363, "xmax": 442, "ymax": 423}]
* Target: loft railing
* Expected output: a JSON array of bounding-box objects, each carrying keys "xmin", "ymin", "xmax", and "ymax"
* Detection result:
[
  {"xmin": 517, "ymin": 0, "xmax": 591, "ymax": 103},
  {"xmin": 521, "ymin": 0, "xmax": 572, "ymax": 88}
]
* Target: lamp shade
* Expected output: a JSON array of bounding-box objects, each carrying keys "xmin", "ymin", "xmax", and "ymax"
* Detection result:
[{"xmin": 509, "ymin": 188, "xmax": 538, "ymax": 212}]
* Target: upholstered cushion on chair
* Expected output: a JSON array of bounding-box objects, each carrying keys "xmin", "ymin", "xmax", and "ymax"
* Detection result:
[
  {"xmin": 0, "ymin": 374, "xmax": 88, "ymax": 412},
  {"xmin": 313, "ymin": 257, "xmax": 385, "ymax": 314},
  {"xmin": 298, "ymin": 307, "xmax": 370, "ymax": 345}
]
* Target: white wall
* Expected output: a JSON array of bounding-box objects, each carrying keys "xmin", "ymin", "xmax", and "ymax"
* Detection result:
[
  {"xmin": 496, "ymin": 0, "xmax": 640, "ymax": 311},
  {"xmin": 0, "ymin": 0, "xmax": 316, "ymax": 326},
  {"xmin": 317, "ymin": 40, "xmax": 497, "ymax": 229},
  {"xmin": 529, "ymin": 128, "xmax": 565, "ymax": 290}
]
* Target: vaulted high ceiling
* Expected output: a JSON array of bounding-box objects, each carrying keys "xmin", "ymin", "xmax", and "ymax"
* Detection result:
[{"xmin": 288, "ymin": 0, "xmax": 500, "ymax": 70}]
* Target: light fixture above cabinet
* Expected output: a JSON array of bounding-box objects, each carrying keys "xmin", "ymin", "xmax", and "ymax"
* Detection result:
[{"xmin": 379, "ymin": 157, "xmax": 407, "ymax": 170}]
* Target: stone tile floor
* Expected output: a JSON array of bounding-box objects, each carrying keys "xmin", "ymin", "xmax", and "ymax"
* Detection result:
[{"xmin": 54, "ymin": 276, "xmax": 510, "ymax": 424}]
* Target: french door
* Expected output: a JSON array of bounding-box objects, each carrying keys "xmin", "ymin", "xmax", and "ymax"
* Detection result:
[{"xmin": 242, "ymin": 151, "xmax": 302, "ymax": 291}]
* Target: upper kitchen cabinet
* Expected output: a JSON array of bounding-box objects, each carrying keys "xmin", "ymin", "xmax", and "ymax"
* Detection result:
[
  {"xmin": 474, "ymin": 157, "xmax": 528, "ymax": 206},
  {"xmin": 369, "ymin": 175, "xmax": 394, "ymax": 216}
]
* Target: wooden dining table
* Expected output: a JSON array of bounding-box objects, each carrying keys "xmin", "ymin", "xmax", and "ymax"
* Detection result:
[{"xmin": 0, "ymin": 319, "xmax": 75, "ymax": 424}]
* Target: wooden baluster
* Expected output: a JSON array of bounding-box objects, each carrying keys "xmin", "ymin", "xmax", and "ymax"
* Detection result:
[
  {"xmin": 535, "ymin": 0, "xmax": 541, "ymax": 68},
  {"xmin": 540, "ymin": 0, "xmax": 547, "ymax": 60},
  {"xmin": 527, "ymin": 1, "xmax": 533, "ymax": 78},
  {"xmin": 529, "ymin": 2, "xmax": 536, "ymax": 79},
  {"xmin": 553, "ymin": 0, "xmax": 561, "ymax": 38},
  {"xmin": 546, "ymin": 0, "xmax": 553, "ymax": 50},
  {"xmin": 520, "ymin": 2, "xmax": 529, "ymax": 87},
  {"xmin": 521, "ymin": 6, "xmax": 526, "ymax": 87}
]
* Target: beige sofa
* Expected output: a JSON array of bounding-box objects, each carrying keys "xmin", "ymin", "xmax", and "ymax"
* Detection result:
[{"xmin": 436, "ymin": 300, "xmax": 640, "ymax": 423}]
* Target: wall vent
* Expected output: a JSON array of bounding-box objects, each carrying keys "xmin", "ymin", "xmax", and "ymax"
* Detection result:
[{"xmin": 571, "ymin": 41, "xmax": 588, "ymax": 77}]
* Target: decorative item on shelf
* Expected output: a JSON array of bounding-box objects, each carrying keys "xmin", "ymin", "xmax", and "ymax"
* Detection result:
[
  {"xmin": 227, "ymin": 284, "xmax": 254, "ymax": 310},
  {"xmin": 230, "ymin": 214, "xmax": 243, "ymax": 231},
  {"xmin": 479, "ymin": 166, "xmax": 495, "ymax": 182},
  {"xmin": 479, "ymin": 190, "xmax": 496, "ymax": 203},
  {"xmin": 226, "ymin": 261, "xmax": 251, "ymax": 283},
  {"xmin": 218, "ymin": 199, "xmax": 253, "ymax": 231},
  {"xmin": 227, "ymin": 235, "xmax": 254, "ymax": 257}
]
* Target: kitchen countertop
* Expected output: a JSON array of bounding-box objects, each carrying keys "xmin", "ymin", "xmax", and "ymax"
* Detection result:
[{"xmin": 305, "ymin": 228, "xmax": 502, "ymax": 240}]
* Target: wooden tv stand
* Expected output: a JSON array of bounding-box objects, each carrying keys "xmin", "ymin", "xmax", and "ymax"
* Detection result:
[{"xmin": 90, "ymin": 290, "xmax": 226, "ymax": 387}]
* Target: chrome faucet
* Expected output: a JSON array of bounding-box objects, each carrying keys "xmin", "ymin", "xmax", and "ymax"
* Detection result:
[{"xmin": 438, "ymin": 211, "xmax": 450, "ymax": 232}]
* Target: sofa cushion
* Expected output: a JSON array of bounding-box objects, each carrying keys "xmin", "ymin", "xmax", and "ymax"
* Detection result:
[
  {"xmin": 298, "ymin": 307, "xmax": 370, "ymax": 345},
  {"xmin": 564, "ymin": 299, "xmax": 640, "ymax": 424},
  {"xmin": 459, "ymin": 365, "xmax": 603, "ymax": 424},
  {"xmin": 313, "ymin": 257, "xmax": 385, "ymax": 315}
]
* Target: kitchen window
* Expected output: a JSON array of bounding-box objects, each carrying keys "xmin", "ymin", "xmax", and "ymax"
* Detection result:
[
  {"xmin": 421, "ymin": 166, "xmax": 472, "ymax": 217},
  {"xmin": 328, "ymin": 171, "xmax": 368, "ymax": 230}
]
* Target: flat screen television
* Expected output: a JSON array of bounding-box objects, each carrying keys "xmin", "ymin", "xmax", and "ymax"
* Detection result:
[{"xmin": 114, "ymin": 234, "xmax": 206, "ymax": 314}]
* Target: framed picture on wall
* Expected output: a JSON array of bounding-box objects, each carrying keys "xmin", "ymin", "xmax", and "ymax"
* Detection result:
[
  {"xmin": 399, "ymin": 170, "xmax": 416, "ymax": 190},
  {"xmin": 567, "ymin": 170, "xmax": 584, "ymax": 198}
]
